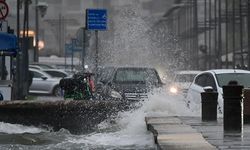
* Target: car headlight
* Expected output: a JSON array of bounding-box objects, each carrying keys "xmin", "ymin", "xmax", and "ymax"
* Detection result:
[
  {"xmin": 169, "ymin": 86, "xmax": 178, "ymax": 94},
  {"xmin": 110, "ymin": 90, "xmax": 122, "ymax": 99}
]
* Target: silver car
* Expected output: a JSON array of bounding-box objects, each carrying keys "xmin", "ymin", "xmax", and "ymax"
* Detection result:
[
  {"xmin": 29, "ymin": 63, "xmax": 55, "ymax": 69},
  {"xmin": 42, "ymin": 69, "xmax": 70, "ymax": 78},
  {"xmin": 29, "ymin": 68, "xmax": 62, "ymax": 96}
]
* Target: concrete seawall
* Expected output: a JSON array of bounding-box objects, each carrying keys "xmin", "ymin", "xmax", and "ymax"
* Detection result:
[{"xmin": 0, "ymin": 100, "xmax": 128, "ymax": 134}]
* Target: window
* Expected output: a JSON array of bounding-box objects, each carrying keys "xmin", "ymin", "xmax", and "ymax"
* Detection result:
[
  {"xmin": 114, "ymin": 68, "xmax": 159, "ymax": 84},
  {"xmin": 98, "ymin": 67, "xmax": 115, "ymax": 83},
  {"xmin": 115, "ymin": 69, "xmax": 146, "ymax": 83},
  {"xmin": 32, "ymin": 71, "xmax": 43, "ymax": 78},
  {"xmin": 45, "ymin": 71, "xmax": 67, "ymax": 78},
  {"xmin": 216, "ymin": 73, "xmax": 250, "ymax": 88},
  {"xmin": 195, "ymin": 74, "xmax": 207, "ymax": 87},
  {"xmin": 206, "ymin": 74, "xmax": 217, "ymax": 91}
]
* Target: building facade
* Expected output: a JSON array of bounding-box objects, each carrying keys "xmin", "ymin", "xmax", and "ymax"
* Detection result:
[{"xmin": 162, "ymin": 0, "xmax": 250, "ymax": 70}]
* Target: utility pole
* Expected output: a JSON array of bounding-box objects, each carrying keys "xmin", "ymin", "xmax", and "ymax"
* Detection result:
[
  {"xmin": 35, "ymin": 1, "xmax": 48, "ymax": 61},
  {"xmin": 208, "ymin": 0, "xmax": 212, "ymax": 69},
  {"xmin": 82, "ymin": 27, "xmax": 86, "ymax": 69},
  {"xmin": 239, "ymin": 0, "xmax": 244, "ymax": 67},
  {"xmin": 248, "ymin": 0, "xmax": 250, "ymax": 70},
  {"xmin": 14, "ymin": 0, "xmax": 21, "ymax": 100},
  {"xmin": 204, "ymin": 0, "xmax": 207, "ymax": 69},
  {"xmin": 225, "ymin": 0, "xmax": 229, "ymax": 68},
  {"xmin": 35, "ymin": 0, "xmax": 39, "ymax": 62},
  {"xmin": 193, "ymin": 0, "xmax": 199, "ymax": 70},
  {"xmin": 21, "ymin": 0, "xmax": 30, "ymax": 99},
  {"xmin": 214, "ymin": 0, "xmax": 218, "ymax": 68},
  {"xmin": 59, "ymin": 13, "xmax": 62, "ymax": 57},
  {"xmin": 233, "ymin": 0, "xmax": 236, "ymax": 68},
  {"xmin": 218, "ymin": 0, "xmax": 222, "ymax": 68},
  {"xmin": 95, "ymin": 30, "xmax": 98, "ymax": 73}
]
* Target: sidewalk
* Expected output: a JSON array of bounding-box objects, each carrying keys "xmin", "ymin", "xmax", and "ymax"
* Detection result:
[{"xmin": 145, "ymin": 116, "xmax": 250, "ymax": 150}]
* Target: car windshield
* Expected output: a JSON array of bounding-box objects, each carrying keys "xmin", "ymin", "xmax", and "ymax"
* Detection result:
[
  {"xmin": 114, "ymin": 68, "xmax": 159, "ymax": 84},
  {"xmin": 175, "ymin": 74, "xmax": 197, "ymax": 82},
  {"xmin": 44, "ymin": 71, "xmax": 68, "ymax": 78},
  {"xmin": 39, "ymin": 64, "xmax": 54, "ymax": 69},
  {"xmin": 97, "ymin": 67, "xmax": 115, "ymax": 83},
  {"xmin": 216, "ymin": 73, "xmax": 250, "ymax": 87},
  {"xmin": 31, "ymin": 64, "xmax": 55, "ymax": 69}
]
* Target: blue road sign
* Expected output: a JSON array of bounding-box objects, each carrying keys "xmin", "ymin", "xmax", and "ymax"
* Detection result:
[
  {"xmin": 86, "ymin": 9, "xmax": 107, "ymax": 30},
  {"xmin": 0, "ymin": 32, "xmax": 18, "ymax": 56}
]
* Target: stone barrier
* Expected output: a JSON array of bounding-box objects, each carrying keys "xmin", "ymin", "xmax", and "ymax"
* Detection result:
[{"xmin": 0, "ymin": 100, "xmax": 129, "ymax": 134}]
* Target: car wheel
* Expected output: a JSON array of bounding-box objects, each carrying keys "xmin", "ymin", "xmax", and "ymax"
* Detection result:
[{"xmin": 53, "ymin": 85, "xmax": 62, "ymax": 97}]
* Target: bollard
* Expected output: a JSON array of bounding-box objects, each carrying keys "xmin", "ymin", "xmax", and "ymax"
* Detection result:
[
  {"xmin": 223, "ymin": 81, "xmax": 243, "ymax": 132},
  {"xmin": 243, "ymin": 88, "xmax": 250, "ymax": 123},
  {"xmin": 201, "ymin": 86, "xmax": 218, "ymax": 121}
]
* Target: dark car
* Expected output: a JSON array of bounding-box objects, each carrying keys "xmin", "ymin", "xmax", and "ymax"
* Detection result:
[{"xmin": 96, "ymin": 67, "xmax": 163, "ymax": 101}]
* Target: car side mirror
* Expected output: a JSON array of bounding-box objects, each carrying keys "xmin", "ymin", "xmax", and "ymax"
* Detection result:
[{"xmin": 41, "ymin": 76, "xmax": 48, "ymax": 80}]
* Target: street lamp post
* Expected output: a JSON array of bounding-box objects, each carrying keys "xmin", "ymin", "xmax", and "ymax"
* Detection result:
[
  {"xmin": 35, "ymin": 0, "xmax": 38, "ymax": 62},
  {"xmin": 35, "ymin": 1, "xmax": 48, "ymax": 62}
]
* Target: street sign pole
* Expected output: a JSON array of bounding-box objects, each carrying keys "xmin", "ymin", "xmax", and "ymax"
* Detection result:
[
  {"xmin": 86, "ymin": 8, "xmax": 107, "ymax": 73},
  {"xmin": 71, "ymin": 44, "xmax": 73, "ymax": 72},
  {"xmin": 82, "ymin": 27, "xmax": 86, "ymax": 70},
  {"xmin": 95, "ymin": 30, "xmax": 98, "ymax": 73},
  {"xmin": 14, "ymin": 0, "xmax": 20, "ymax": 100}
]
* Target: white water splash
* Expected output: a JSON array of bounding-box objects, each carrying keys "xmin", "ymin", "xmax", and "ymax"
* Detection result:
[
  {"xmin": 68, "ymin": 88, "xmax": 198, "ymax": 148},
  {"xmin": 144, "ymin": 89, "xmax": 199, "ymax": 117},
  {"xmin": 0, "ymin": 122, "xmax": 46, "ymax": 134}
]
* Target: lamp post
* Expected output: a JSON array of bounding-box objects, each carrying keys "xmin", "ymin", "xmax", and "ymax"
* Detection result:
[
  {"xmin": 35, "ymin": 0, "xmax": 47, "ymax": 62},
  {"xmin": 35, "ymin": 0, "xmax": 38, "ymax": 62}
]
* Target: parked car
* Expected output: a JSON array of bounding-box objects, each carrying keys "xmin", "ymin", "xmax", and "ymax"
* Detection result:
[
  {"xmin": 53, "ymin": 64, "xmax": 80, "ymax": 75},
  {"xmin": 185, "ymin": 69, "xmax": 250, "ymax": 114},
  {"xmin": 29, "ymin": 65, "xmax": 44, "ymax": 70},
  {"xmin": 96, "ymin": 67, "xmax": 163, "ymax": 101},
  {"xmin": 168, "ymin": 70, "xmax": 201, "ymax": 95},
  {"xmin": 29, "ymin": 68, "xmax": 62, "ymax": 96},
  {"xmin": 30, "ymin": 63, "xmax": 55, "ymax": 69},
  {"xmin": 43, "ymin": 69, "xmax": 70, "ymax": 78}
]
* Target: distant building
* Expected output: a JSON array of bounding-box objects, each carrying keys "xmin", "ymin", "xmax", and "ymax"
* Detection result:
[
  {"xmin": 160, "ymin": 0, "xmax": 250, "ymax": 70},
  {"xmin": 6, "ymin": 0, "xmax": 168, "ymax": 57}
]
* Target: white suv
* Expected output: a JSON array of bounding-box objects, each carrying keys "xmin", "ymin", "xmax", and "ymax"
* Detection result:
[{"xmin": 186, "ymin": 69, "xmax": 250, "ymax": 114}]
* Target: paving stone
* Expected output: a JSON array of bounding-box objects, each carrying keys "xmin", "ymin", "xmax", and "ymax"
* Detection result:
[
  {"xmin": 145, "ymin": 116, "xmax": 182, "ymax": 124},
  {"xmin": 146, "ymin": 116, "xmax": 250, "ymax": 149},
  {"xmin": 158, "ymin": 133, "xmax": 216, "ymax": 150}
]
